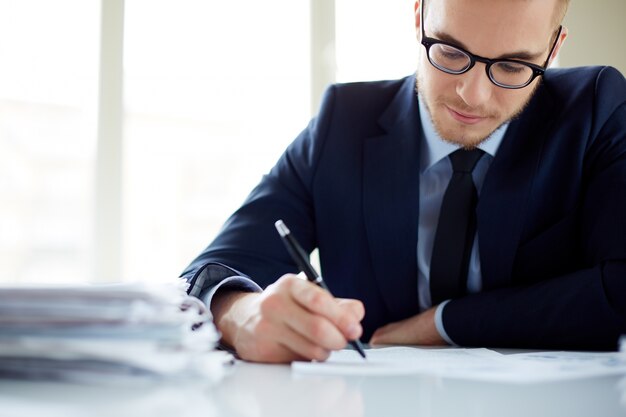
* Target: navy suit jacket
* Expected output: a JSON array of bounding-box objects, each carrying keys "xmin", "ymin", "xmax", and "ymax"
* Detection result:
[{"xmin": 182, "ymin": 66, "xmax": 626, "ymax": 350}]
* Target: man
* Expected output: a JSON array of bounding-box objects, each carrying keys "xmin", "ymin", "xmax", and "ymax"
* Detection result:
[{"xmin": 181, "ymin": 0, "xmax": 626, "ymax": 363}]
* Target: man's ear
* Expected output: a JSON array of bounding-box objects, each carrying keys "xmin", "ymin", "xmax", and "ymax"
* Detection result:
[
  {"xmin": 548, "ymin": 26, "xmax": 569, "ymax": 67},
  {"xmin": 414, "ymin": 1, "xmax": 422, "ymax": 39}
]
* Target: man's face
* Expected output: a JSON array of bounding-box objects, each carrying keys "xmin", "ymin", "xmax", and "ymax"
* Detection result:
[{"xmin": 415, "ymin": 0, "xmax": 566, "ymax": 148}]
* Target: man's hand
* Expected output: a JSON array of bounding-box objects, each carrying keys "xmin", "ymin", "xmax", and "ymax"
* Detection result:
[
  {"xmin": 211, "ymin": 274, "xmax": 365, "ymax": 363},
  {"xmin": 369, "ymin": 306, "xmax": 447, "ymax": 346}
]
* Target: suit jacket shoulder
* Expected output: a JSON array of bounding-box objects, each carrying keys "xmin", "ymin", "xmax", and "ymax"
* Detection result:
[{"xmin": 543, "ymin": 66, "xmax": 626, "ymax": 134}]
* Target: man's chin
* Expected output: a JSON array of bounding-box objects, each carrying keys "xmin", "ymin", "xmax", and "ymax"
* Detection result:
[
  {"xmin": 435, "ymin": 122, "xmax": 500, "ymax": 148},
  {"xmin": 440, "ymin": 136, "xmax": 488, "ymax": 149}
]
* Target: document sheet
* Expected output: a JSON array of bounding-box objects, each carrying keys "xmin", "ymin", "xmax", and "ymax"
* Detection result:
[{"xmin": 292, "ymin": 346, "xmax": 626, "ymax": 383}]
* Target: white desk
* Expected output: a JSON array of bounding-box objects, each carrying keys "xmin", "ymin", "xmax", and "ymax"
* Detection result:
[{"xmin": 1, "ymin": 357, "xmax": 625, "ymax": 417}]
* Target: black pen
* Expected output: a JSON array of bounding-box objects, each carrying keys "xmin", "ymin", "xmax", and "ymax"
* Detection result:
[{"xmin": 274, "ymin": 219, "xmax": 367, "ymax": 359}]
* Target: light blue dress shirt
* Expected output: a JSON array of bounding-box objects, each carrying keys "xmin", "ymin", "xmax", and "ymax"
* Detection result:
[
  {"xmin": 201, "ymin": 94, "xmax": 508, "ymax": 345},
  {"xmin": 418, "ymin": 96, "xmax": 507, "ymax": 344}
]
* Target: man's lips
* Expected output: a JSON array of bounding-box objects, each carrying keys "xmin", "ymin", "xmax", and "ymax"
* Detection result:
[{"xmin": 445, "ymin": 105, "xmax": 487, "ymax": 125}]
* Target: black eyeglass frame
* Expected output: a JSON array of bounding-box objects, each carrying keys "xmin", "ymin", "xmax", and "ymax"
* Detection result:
[{"xmin": 420, "ymin": 0, "xmax": 563, "ymax": 89}]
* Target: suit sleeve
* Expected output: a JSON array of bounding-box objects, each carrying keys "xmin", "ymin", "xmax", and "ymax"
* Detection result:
[
  {"xmin": 180, "ymin": 86, "xmax": 338, "ymax": 295},
  {"xmin": 443, "ymin": 68, "xmax": 626, "ymax": 351}
]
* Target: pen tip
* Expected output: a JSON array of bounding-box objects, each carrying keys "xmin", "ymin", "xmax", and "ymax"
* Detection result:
[{"xmin": 351, "ymin": 341, "xmax": 367, "ymax": 359}]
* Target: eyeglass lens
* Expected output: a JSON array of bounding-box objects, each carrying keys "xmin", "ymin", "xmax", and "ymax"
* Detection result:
[{"xmin": 428, "ymin": 43, "xmax": 535, "ymax": 87}]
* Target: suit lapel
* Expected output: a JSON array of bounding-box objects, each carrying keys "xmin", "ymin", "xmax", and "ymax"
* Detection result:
[
  {"xmin": 362, "ymin": 76, "xmax": 555, "ymax": 315},
  {"xmin": 477, "ymin": 86, "xmax": 556, "ymax": 290},
  {"xmin": 363, "ymin": 76, "xmax": 422, "ymax": 320}
]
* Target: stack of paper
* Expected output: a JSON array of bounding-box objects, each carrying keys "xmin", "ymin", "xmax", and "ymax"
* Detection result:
[{"xmin": 0, "ymin": 281, "xmax": 231, "ymax": 383}]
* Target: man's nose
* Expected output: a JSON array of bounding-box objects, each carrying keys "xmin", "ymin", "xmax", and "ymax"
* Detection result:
[{"xmin": 455, "ymin": 64, "xmax": 494, "ymax": 108}]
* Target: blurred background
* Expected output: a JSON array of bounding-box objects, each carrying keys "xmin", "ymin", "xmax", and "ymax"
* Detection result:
[{"xmin": 0, "ymin": 0, "xmax": 624, "ymax": 285}]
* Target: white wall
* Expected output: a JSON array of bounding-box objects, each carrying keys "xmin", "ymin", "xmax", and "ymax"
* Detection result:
[{"xmin": 559, "ymin": 0, "xmax": 626, "ymax": 74}]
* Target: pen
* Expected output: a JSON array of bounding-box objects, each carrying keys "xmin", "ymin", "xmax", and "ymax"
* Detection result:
[{"xmin": 274, "ymin": 219, "xmax": 367, "ymax": 359}]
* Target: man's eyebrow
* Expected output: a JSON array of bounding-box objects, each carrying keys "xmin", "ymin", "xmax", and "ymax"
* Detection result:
[{"xmin": 431, "ymin": 30, "xmax": 543, "ymax": 61}]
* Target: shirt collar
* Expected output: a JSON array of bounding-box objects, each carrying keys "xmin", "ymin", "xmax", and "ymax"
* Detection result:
[{"xmin": 418, "ymin": 94, "xmax": 508, "ymax": 172}]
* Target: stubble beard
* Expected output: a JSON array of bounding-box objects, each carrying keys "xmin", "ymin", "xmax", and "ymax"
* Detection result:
[{"xmin": 415, "ymin": 72, "xmax": 540, "ymax": 149}]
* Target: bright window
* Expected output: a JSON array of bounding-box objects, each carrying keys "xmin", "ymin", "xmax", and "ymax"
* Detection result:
[
  {"xmin": 335, "ymin": 0, "xmax": 417, "ymax": 82},
  {"xmin": 0, "ymin": 1, "xmax": 99, "ymax": 284},
  {"xmin": 122, "ymin": 1, "xmax": 310, "ymax": 282},
  {"xmin": 0, "ymin": 0, "xmax": 418, "ymax": 284}
]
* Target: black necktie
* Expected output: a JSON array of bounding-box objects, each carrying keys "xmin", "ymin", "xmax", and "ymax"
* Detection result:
[{"xmin": 430, "ymin": 148, "xmax": 485, "ymax": 305}]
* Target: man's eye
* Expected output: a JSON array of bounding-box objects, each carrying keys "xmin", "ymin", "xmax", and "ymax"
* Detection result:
[
  {"xmin": 436, "ymin": 45, "xmax": 466, "ymax": 60},
  {"xmin": 497, "ymin": 62, "xmax": 526, "ymax": 73}
]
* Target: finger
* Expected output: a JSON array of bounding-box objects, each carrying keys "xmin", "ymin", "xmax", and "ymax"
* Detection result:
[
  {"xmin": 277, "ymin": 326, "xmax": 332, "ymax": 362},
  {"xmin": 289, "ymin": 279, "xmax": 362, "ymax": 339},
  {"xmin": 281, "ymin": 303, "xmax": 348, "ymax": 351},
  {"xmin": 259, "ymin": 279, "xmax": 350, "ymax": 350},
  {"xmin": 263, "ymin": 284, "xmax": 349, "ymax": 350},
  {"xmin": 336, "ymin": 298, "xmax": 365, "ymax": 321},
  {"xmin": 235, "ymin": 319, "xmax": 303, "ymax": 363},
  {"xmin": 237, "ymin": 314, "xmax": 320, "ymax": 363}
]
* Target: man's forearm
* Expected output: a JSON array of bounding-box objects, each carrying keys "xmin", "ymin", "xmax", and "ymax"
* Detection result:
[{"xmin": 442, "ymin": 261, "xmax": 626, "ymax": 350}]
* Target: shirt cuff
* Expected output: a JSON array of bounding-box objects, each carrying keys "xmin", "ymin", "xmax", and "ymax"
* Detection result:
[
  {"xmin": 434, "ymin": 300, "xmax": 457, "ymax": 346},
  {"xmin": 200, "ymin": 276, "xmax": 263, "ymax": 309}
]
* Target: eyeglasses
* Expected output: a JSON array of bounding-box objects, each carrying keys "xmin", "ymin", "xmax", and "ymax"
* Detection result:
[{"xmin": 420, "ymin": 0, "xmax": 562, "ymax": 89}]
